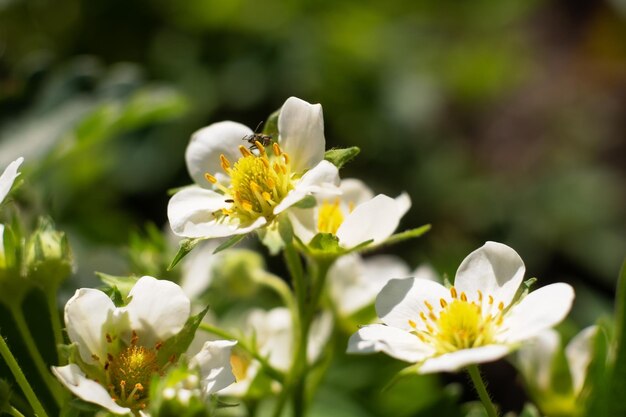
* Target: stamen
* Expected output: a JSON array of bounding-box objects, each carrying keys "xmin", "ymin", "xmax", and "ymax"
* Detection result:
[
  {"xmin": 220, "ymin": 154, "xmax": 231, "ymax": 171},
  {"xmin": 238, "ymin": 145, "xmax": 253, "ymax": 157},
  {"xmin": 498, "ymin": 301, "xmax": 504, "ymax": 311},
  {"xmin": 106, "ymin": 333, "xmax": 113, "ymax": 343},
  {"xmin": 488, "ymin": 295, "xmax": 494, "ymax": 305},
  {"xmin": 272, "ymin": 143, "xmax": 281, "ymax": 156},
  {"xmin": 254, "ymin": 141, "xmax": 266, "ymax": 155},
  {"xmin": 428, "ymin": 312, "xmax": 437, "ymax": 321},
  {"xmin": 408, "ymin": 320, "xmax": 417, "ymax": 328},
  {"xmin": 450, "ymin": 287, "xmax": 458, "ymax": 298},
  {"xmin": 460, "ymin": 292, "xmax": 467, "ymax": 302},
  {"xmin": 283, "ymin": 152, "xmax": 290, "ymax": 164},
  {"xmin": 419, "ymin": 312, "xmax": 428, "ymax": 322},
  {"xmin": 120, "ymin": 380, "xmax": 127, "ymax": 400},
  {"xmin": 477, "ymin": 290, "xmax": 483, "ymax": 302},
  {"xmin": 205, "ymin": 173, "xmax": 217, "ymax": 184},
  {"xmin": 424, "ymin": 300, "xmax": 434, "ymax": 311},
  {"xmin": 440, "ymin": 298, "xmax": 448, "ymax": 308}
]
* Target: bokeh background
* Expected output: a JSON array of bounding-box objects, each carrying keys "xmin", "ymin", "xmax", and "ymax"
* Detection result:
[{"xmin": 1, "ymin": 0, "xmax": 625, "ymax": 415}]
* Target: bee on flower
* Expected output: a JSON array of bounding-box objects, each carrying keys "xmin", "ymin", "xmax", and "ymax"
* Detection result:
[
  {"xmin": 167, "ymin": 97, "xmax": 340, "ymax": 241},
  {"xmin": 348, "ymin": 241, "xmax": 575, "ymax": 374}
]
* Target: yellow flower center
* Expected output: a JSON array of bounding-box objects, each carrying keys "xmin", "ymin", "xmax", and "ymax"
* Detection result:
[
  {"xmin": 205, "ymin": 142, "xmax": 294, "ymax": 223},
  {"xmin": 317, "ymin": 199, "xmax": 345, "ymax": 234},
  {"xmin": 101, "ymin": 331, "xmax": 166, "ymax": 412},
  {"xmin": 230, "ymin": 352, "xmax": 251, "ymax": 382},
  {"xmin": 409, "ymin": 287, "xmax": 505, "ymax": 354}
]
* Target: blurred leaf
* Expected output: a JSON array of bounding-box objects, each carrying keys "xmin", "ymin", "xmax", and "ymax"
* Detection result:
[
  {"xmin": 262, "ymin": 108, "xmax": 280, "ymax": 138},
  {"xmin": 168, "ymin": 238, "xmax": 204, "ymax": 270},
  {"xmin": 518, "ymin": 403, "xmax": 542, "ymax": 417},
  {"xmin": 157, "ymin": 305, "xmax": 210, "ymax": 366},
  {"xmin": 213, "ymin": 234, "xmax": 245, "ymax": 254},
  {"xmin": 0, "ymin": 379, "xmax": 11, "ymax": 414},
  {"xmin": 96, "ymin": 272, "xmax": 139, "ymax": 299},
  {"xmin": 361, "ymin": 224, "xmax": 431, "ymax": 253},
  {"xmin": 604, "ymin": 259, "xmax": 626, "ymax": 416},
  {"xmin": 293, "ymin": 195, "xmax": 316, "ymax": 209},
  {"xmin": 324, "ymin": 147, "xmax": 360, "ymax": 169}
]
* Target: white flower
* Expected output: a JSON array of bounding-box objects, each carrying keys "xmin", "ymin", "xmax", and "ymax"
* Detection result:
[
  {"xmin": 517, "ymin": 326, "xmax": 597, "ymax": 397},
  {"xmin": 348, "ymin": 241, "xmax": 575, "ymax": 373},
  {"xmin": 328, "ymin": 253, "xmax": 415, "ymax": 317},
  {"xmin": 0, "ymin": 157, "xmax": 24, "ymax": 205},
  {"xmin": 52, "ymin": 276, "xmax": 236, "ymax": 415},
  {"xmin": 222, "ymin": 307, "xmax": 332, "ymax": 397},
  {"xmin": 168, "ymin": 97, "xmax": 340, "ymax": 240},
  {"xmin": 289, "ymin": 178, "xmax": 410, "ymax": 248}
]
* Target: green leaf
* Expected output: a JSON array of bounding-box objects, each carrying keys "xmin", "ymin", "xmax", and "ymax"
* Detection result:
[
  {"xmin": 96, "ymin": 272, "xmax": 139, "ymax": 299},
  {"xmin": 605, "ymin": 259, "xmax": 626, "ymax": 416},
  {"xmin": 583, "ymin": 320, "xmax": 611, "ymax": 417},
  {"xmin": 324, "ymin": 146, "xmax": 361, "ymax": 169},
  {"xmin": 278, "ymin": 215, "xmax": 293, "ymax": 244},
  {"xmin": 0, "ymin": 379, "xmax": 11, "ymax": 414},
  {"xmin": 213, "ymin": 234, "xmax": 245, "ymax": 254},
  {"xmin": 157, "ymin": 306, "xmax": 210, "ymax": 366},
  {"xmin": 262, "ymin": 108, "xmax": 280, "ymax": 138},
  {"xmin": 361, "ymin": 224, "xmax": 431, "ymax": 253},
  {"xmin": 293, "ymin": 195, "xmax": 317, "ymax": 209},
  {"xmin": 168, "ymin": 238, "xmax": 204, "ymax": 270},
  {"xmin": 309, "ymin": 233, "xmax": 341, "ymax": 253}
]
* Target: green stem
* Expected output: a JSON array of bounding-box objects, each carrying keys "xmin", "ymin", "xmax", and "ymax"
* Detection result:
[
  {"xmin": 198, "ymin": 323, "xmax": 285, "ymax": 383},
  {"xmin": 9, "ymin": 406, "xmax": 27, "ymax": 417},
  {"xmin": 467, "ymin": 365, "xmax": 499, "ymax": 417},
  {"xmin": 45, "ymin": 292, "xmax": 64, "ymax": 364},
  {"xmin": 9, "ymin": 306, "xmax": 64, "ymax": 406},
  {"xmin": 0, "ymin": 334, "xmax": 49, "ymax": 417}
]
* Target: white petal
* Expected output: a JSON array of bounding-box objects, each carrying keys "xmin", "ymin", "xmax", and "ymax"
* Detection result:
[
  {"xmin": 180, "ymin": 240, "xmax": 221, "ymax": 300},
  {"xmin": 454, "ymin": 242, "xmax": 525, "ymax": 307},
  {"xmin": 501, "ymin": 283, "xmax": 575, "ymax": 344},
  {"xmin": 65, "ymin": 288, "xmax": 117, "ymax": 364},
  {"xmin": 287, "ymin": 207, "xmax": 318, "ymax": 244},
  {"xmin": 395, "ymin": 192, "xmax": 411, "ymax": 218},
  {"xmin": 347, "ymin": 324, "xmax": 433, "ymax": 363},
  {"xmin": 273, "ymin": 160, "xmax": 340, "ymax": 215},
  {"xmin": 307, "ymin": 311, "xmax": 333, "ymax": 363},
  {"xmin": 185, "ymin": 121, "xmax": 253, "ymax": 187},
  {"xmin": 376, "ymin": 277, "xmax": 450, "ymax": 332},
  {"xmin": 418, "ymin": 345, "xmax": 511, "ymax": 373},
  {"xmin": 0, "ymin": 224, "xmax": 5, "ymax": 258},
  {"xmin": 168, "ymin": 187, "xmax": 266, "ymax": 238},
  {"xmin": 52, "ymin": 364, "xmax": 131, "ymax": 415},
  {"xmin": 191, "ymin": 340, "xmax": 237, "ymax": 395},
  {"xmin": 277, "ymin": 97, "xmax": 325, "ymax": 173},
  {"xmin": 329, "ymin": 254, "xmax": 411, "ymax": 316},
  {"xmin": 411, "ymin": 264, "xmax": 439, "ymax": 282},
  {"xmin": 566, "ymin": 325, "xmax": 597, "ymax": 395},
  {"xmin": 124, "ymin": 276, "xmax": 191, "ymax": 346},
  {"xmin": 0, "ymin": 157, "xmax": 23, "ymax": 205},
  {"xmin": 337, "ymin": 178, "xmax": 374, "ymax": 206},
  {"xmin": 248, "ymin": 308, "xmax": 293, "ymax": 371},
  {"xmin": 516, "ymin": 329, "xmax": 560, "ymax": 392},
  {"xmin": 336, "ymin": 194, "xmax": 403, "ymax": 248}
]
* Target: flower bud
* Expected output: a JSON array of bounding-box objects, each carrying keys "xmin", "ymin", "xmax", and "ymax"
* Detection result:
[
  {"xmin": 25, "ymin": 217, "xmax": 72, "ymax": 290},
  {"xmin": 149, "ymin": 365, "xmax": 213, "ymax": 417}
]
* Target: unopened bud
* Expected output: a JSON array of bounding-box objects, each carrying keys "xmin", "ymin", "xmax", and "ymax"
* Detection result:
[{"xmin": 25, "ymin": 217, "xmax": 72, "ymax": 289}]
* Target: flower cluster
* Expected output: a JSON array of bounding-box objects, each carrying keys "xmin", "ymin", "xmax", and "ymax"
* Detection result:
[{"xmin": 0, "ymin": 98, "xmax": 595, "ymax": 417}]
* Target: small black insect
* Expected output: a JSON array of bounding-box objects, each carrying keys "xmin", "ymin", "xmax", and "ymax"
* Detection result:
[{"xmin": 242, "ymin": 121, "xmax": 273, "ymax": 150}]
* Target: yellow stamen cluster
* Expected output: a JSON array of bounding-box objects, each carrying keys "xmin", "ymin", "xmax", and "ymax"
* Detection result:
[
  {"xmin": 409, "ymin": 287, "xmax": 505, "ymax": 354},
  {"xmin": 317, "ymin": 199, "xmax": 345, "ymax": 234},
  {"xmin": 101, "ymin": 331, "xmax": 164, "ymax": 411},
  {"xmin": 230, "ymin": 352, "xmax": 251, "ymax": 382},
  {"xmin": 205, "ymin": 142, "xmax": 294, "ymax": 222}
]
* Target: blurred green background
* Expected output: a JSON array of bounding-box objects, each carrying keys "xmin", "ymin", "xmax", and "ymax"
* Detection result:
[{"xmin": 1, "ymin": 0, "xmax": 625, "ymax": 414}]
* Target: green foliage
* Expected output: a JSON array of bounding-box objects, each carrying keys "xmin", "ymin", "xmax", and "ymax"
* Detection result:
[
  {"xmin": 168, "ymin": 238, "xmax": 205, "ymax": 270},
  {"xmin": 156, "ymin": 306, "xmax": 210, "ymax": 366},
  {"xmin": 324, "ymin": 147, "xmax": 361, "ymax": 169}
]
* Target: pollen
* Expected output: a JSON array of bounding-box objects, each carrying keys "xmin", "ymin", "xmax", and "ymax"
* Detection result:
[
  {"xmin": 411, "ymin": 290, "xmax": 506, "ymax": 354},
  {"xmin": 317, "ymin": 199, "xmax": 345, "ymax": 234},
  {"xmin": 203, "ymin": 143, "xmax": 295, "ymax": 223},
  {"xmin": 106, "ymin": 341, "xmax": 162, "ymax": 411}
]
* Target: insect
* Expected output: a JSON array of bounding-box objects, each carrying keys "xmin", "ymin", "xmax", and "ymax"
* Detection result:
[{"xmin": 242, "ymin": 121, "xmax": 273, "ymax": 150}]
